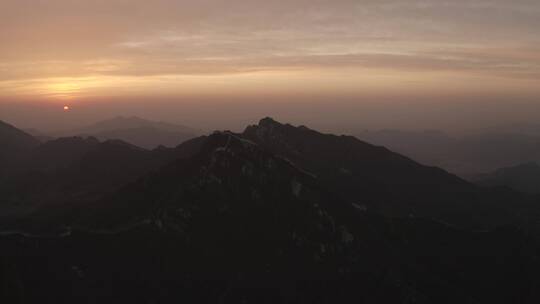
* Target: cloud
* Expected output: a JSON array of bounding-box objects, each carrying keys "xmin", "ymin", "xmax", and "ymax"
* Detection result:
[{"xmin": 1, "ymin": 0, "xmax": 539, "ymax": 98}]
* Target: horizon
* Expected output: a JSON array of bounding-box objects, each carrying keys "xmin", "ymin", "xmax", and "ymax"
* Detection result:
[
  {"xmin": 5, "ymin": 111, "xmax": 540, "ymax": 138},
  {"xmin": 3, "ymin": 98, "xmax": 540, "ymax": 136}
]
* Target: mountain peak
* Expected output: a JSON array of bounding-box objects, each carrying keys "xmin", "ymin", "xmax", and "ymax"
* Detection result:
[
  {"xmin": 258, "ymin": 117, "xmax": 282, "ymax": 127},
  {"xmin": 255, "ymin": 117, "xmax": 315, "ymax": 133}
]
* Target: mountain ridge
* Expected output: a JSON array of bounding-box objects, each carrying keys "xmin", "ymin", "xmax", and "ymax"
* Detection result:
[
  {"xmin": 243, "ymin": 118, "xmax": 481, "ymax": 218},
  {"xmin": 2, "ymin": 126, "xmax": 540, "ymax": 303},
  {"xmin": 57, "ymin": 116, "xmax": 198, "ymax": 149},
  {"xmin": 473, "ymin": 162, "xmax": 540, "ymax": 194}
]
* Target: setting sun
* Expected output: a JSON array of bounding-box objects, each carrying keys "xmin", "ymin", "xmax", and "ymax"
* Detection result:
[{"xmin": 63, "ymin": 105, "xmax": 70, "ymax": 111}]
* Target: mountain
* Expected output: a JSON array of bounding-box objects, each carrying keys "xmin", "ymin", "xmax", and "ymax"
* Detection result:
[
  {"xmin": 80, "ymin": 131, "xmax": 352, "ymax": 228},
  {"xmin": 21, "ymin": 136, "xmax": 101, "ymax": 171},
  {"xmin": 243, "ymin": 118, "xmax": 535, "ymax": 228},
  {"xmin": 450, "ymin": 133, "xmax": 540, "ymax": 175},
  {"xmin": 356, "ymin": 129, "xmax": 540, "ymax": 176},
  {"xmin": 64, "ymin": 116, "xmax": 198, "ymax": 149},
  {"xmin": 2, "ymin": 131, "xmax": 540, "ymax": 303},
  {"xmin": 472, "ymin": 162, "xmax": 540, "ymax": 194},
  {"xmin": 0, "ymin": 136, "xmax": 179, "ymax": 220},
  {"xmin": 2, "ymin": 118, "xmax": 535, "ymax": 227},
  {"xmin": 0, "ymin": 120, "xmax": 211, "ymax": 221},
  {"xmin": 0, "ymin": 120, "xmax": 40, "ymax": 167}
]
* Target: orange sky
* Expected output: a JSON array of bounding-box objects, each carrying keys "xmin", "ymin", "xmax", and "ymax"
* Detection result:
[{"xmin": 1, "ymin": 0, "xmax": 540, "ymax": 131}]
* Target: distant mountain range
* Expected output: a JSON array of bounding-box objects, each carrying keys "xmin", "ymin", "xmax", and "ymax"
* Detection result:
[
  {"xmin": 358, "ymin": 129, "xmax": 540, "ymax": 176},
  {"xmin": 2, "ymin": 118, "xmax": 540, "ymax": 303},
  {"xmin": 56, "ymin": 116, "xmax": 198, "ymax": 149},
  {"xmin": 472, "ymin": 162, "xmax": 540, "ymax": 194}
]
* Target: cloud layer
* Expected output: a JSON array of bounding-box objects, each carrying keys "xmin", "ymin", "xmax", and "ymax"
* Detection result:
[{"xmin": 1, "ymin": 0, "xmax": 540, "ymax": 100}]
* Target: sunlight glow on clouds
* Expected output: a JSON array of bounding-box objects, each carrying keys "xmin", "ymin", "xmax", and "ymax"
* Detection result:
[{"xmin": 1, "ymin": 0, "xmax": 540, "ymax": 102}]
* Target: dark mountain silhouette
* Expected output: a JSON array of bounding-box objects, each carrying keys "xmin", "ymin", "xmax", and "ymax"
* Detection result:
[
  {"xmin": 2, "ymin": 131, "xmax": 540, "ymax": 303},
  {"xmin": 2, "ymin": 118, "xmax": 536, "ymax": 228},
  {"xmin": 22, "ymin": 136, "xmax": 101, "ymax": 171},
  {"xmin": 473, "ymin": 162, "xmax": 540, "ymax": 194},
  {"xmin": 62, "ymin": 116, "xmax": 198, "ymax": 149},
  {"xmin": 0, "ymin": 120, "xmax": 40, "ymax": 167},
  {"xmin": 243, "ymin": 118, "xmax": 531, "ymax": 227},
  {"xmin": 79, "ymin": 131, "xmax": 352, "ymax": 228},
  {"xmin": 0, "ymin": 136, "xmax": 181, "ymax": 219}
]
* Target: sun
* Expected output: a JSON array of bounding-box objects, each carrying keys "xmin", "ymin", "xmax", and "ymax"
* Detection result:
[{"xmin": 63, "ymin": 105, "xmax": 70, "ymax": 111}]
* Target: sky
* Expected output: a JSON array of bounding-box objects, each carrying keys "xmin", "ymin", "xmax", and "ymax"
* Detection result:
[{"xmin": 1, "ymin": 0, "xmax": 540, "ymax": 132}]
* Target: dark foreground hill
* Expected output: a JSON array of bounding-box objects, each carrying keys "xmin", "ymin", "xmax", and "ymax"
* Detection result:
[
  {"xmin": 243, "ymin": 118, "xmax": 536, "ymax": 228},
  {"xmin": 0, "ymin": 136, "xmax": 181, "ymax": 219},
  {"xmin": 1, "ymin": 132, "xmax": 540, "ymax": 303},
  {"xmin": 1, "ymin": 119, "xmax": 540, "ymax": 303}
]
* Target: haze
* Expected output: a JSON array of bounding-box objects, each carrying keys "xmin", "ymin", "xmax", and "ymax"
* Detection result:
[{"xmin": 1, "ymin": 0, "xmax": 540, "ymax": 133}]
